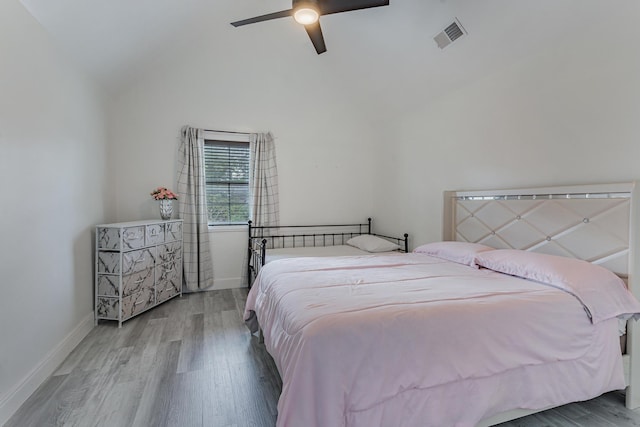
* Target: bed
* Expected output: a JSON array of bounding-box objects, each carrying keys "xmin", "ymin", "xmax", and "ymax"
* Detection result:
[
  {"xmin": 247, "ymin": 218, "xmax": 409, "ymax": 286},
  {"xmin": 244, "ymin": 182, "xmax": 640, "ymax": 427}
]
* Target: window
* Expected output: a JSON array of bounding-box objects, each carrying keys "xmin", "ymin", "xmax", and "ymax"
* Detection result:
[{"xmin": 204, "ymin": 139, "xmax": 250, "ymax": 225}]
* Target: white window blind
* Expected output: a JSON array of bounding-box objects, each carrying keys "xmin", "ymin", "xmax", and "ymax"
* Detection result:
[{"xmin": 204, "ymin": 140, "xmax": 250, "ymax": 225}]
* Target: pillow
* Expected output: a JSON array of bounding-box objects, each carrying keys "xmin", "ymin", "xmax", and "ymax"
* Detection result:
[
  {"xmin": 413, "ymin": 241, "xmax": 494, "ymax": 268},
  {"xmin": 476, "ymin": 249, "xmax": 640, "ymax": 323},
  {"xmin": 346, "ymin": 234, "xmax": 399, "ymax": 253}
]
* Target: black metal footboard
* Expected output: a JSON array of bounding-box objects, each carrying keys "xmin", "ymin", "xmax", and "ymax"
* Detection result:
[{"xmin": 247, "ymin": 218, "xmax": 409, "ymax": 287}]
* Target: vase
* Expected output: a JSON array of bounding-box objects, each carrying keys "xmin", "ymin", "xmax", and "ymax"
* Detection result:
[{"xmin": 159, "ymin": 199, "xmax": 173, "ymax": 220}]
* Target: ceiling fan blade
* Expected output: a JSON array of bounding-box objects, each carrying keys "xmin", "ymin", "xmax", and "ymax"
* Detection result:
[
  {"xmin": 231, "ymin": 9, "xmax": 293, "ymax": 27},
  {"xmin": 304, "ymin": 22, "xmax": 327, "ymax": 54},
  {"xmin": 319, "ymin": 0, "xmax": 389, "ymax": 16}
]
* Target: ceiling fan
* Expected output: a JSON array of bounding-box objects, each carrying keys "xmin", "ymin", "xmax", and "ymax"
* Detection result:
[{"xmin": 231, "ymin": 0, "xmax": 390, "ymax": 54}]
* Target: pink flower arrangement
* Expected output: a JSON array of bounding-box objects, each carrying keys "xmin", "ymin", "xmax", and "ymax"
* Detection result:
[{"xmin": 150, "ymin": 187, "xmax": 178, "ymax": 200}]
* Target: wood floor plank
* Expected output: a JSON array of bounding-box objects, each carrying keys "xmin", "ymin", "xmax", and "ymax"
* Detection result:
[
  {"xmin": 67, "ymin": 347, "xmax": 136, "ymax": 426},
  {"xmin": 116, "ymin": 318, "xmax": 167, "ymax": 384},
  {"xmin": 187, "ymin": 292, "xmax": 205, "ymax": 315},
  {"xmin": 546, "ymin": 401, "xmax": 591, "ymax": 420},
  {"xmin": 7, "ymin": 289, "xmax": 640, "ymax": 427},
  {"xmin": 53, "ymin": 326, "xmax": 115, "ymax": 376},
  {"xmin": 579, "ymin": 395, "xmax": 640, "ymax": 427},
  {"xmin": 75, "ymin": 322, "xmax": 123, "ymax": 372},
  {"xmin": 130, "ymin": 340, "xmax": 182, "ymax": 427},
  {"xmin": 202, "ymin": 354, "xmax": 240, "ymax": 426},
  {"xmin": 221, "ymin": 308, "xmax": 278, "ymax": 425},
  {"xmin": 231, "ymin": 287, "xmax": 248, "ymax": 317},
  {"xmin": 160, "ymin": 297, "xmax": 188, "ymax": 343},
  {"xmin": 89, "ymin": 379, "xmax": 146, "ymax": 427},
  {"xmin": 176, "ymin": 313, "xmax": 205, "ymax": 374},
  {"xmin": 4, "ymin": 375, "xmax": 67, "ymax": 427}
]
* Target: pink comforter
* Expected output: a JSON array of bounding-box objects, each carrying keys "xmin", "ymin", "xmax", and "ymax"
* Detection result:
[{"xmin": 244, "ymin": 253, "xmax": 625, "ymax": 427}]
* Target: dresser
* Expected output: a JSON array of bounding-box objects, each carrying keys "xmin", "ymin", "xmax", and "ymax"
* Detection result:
[{"xmin": 95, "ymin": 219, "xmax": 183, "ymax": 327}]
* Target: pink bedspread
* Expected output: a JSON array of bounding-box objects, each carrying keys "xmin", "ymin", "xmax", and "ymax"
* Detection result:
[{"xmin": 244, "ymin": 253, "xmax": 625, "ymax": 427}]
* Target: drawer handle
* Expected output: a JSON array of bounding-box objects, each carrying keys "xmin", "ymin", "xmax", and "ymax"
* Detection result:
[
  {"xmin": 134, "ymin": 300, "xmax": 145, "ymax": 305},
  {"xmin": 164, "ymin": 286, "xmax": 174, "ymax": 292},
  {"xmin": 134, "ymin": 278, "xmax": 145, "ymax": 284},
  {"xmin": 134, "ymin": 256, "xmax": 145, "ymax": 263},
  {"xmin": 124, "ymin": 231, "xmax": 141, "ymax": 239}
]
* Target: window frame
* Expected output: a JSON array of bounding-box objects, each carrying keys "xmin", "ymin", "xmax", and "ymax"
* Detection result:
[{"xmin": 203, "ymin": 132, "xmax": 251, "ymax": 227}]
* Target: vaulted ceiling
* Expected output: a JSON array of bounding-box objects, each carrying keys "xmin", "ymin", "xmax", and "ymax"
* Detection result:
[{"xmin": 20, "ymin": 0, "xmax": 615, "ymax": 115}]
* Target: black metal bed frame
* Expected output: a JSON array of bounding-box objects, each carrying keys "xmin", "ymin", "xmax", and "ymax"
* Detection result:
[{"xmin": 247, "ymin": 218, "xmax": 409, "ymax": 287}]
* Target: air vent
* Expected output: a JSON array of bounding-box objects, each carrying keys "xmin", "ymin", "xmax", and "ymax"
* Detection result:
[{"xmin": 434, "ymin": 18, "xmax": 467, "ymax": 50}]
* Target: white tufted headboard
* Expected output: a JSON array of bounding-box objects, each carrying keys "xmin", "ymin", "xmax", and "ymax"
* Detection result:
[{"xmin": 443, "ymin": 183, "xmax": 638, "ymax": 278}]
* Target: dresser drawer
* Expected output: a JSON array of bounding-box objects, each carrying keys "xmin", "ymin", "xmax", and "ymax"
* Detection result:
[
  {"xmin": 156, "ymin": 280, "xmax": 181, "ymax": 304},
  {"xmin": 122, "ymin": 248, "xmax": 155, "ymax": 275},
  {"xmin": 122, "ymin": 226, "xmax": 145, "ymax": 250},
  {"xmin": 122, "ymin": 287, "xmax": 155, "ymax": 320},
  {"xmin": 96, "ymin": 297, "xmax": 119, "ymax": 319},
  {"xmin": 145, "ymin": 224, "xmax": 165, "ymax": 246},
  {"xmin": 157, "ymin": 241, "xmax": 182, "ymax": 264},
  {"xmin": 156, "ymin": 259, "xmax": 180, "ymax": 283},
  {"xmin": 122, "ymin": 267, "xmax": 154, "ymax": 297},
  {"xmin": 97, "ymin": 252, "xmax": 121, "ymax": 275},
  {"xmin": 156, "ymin": 265, "xmax": 181, "ymax": 304},
  {"xmin": 97, "ymin": 274, "xmax": 120, "ymax": 296},
  {"xmin": 165, "ymin": 221, "xmax": 182, "ymax": 242},
  {"xmin": 97, "ymin": 227, "xmax": 121, "ymax": 250}
]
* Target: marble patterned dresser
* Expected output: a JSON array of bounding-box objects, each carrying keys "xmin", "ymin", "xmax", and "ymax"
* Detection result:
[{"xmin": 95, "ymin": 219, "xmax": 183, "ymax": 327}]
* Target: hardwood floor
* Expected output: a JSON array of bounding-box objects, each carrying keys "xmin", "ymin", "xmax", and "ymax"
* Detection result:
[{"xmin": 6, "ymin": 289, "xmax": 640, "ymax": 427}]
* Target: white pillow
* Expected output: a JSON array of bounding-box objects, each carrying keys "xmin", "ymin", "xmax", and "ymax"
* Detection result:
[
  {"xmin": 346, "ymin": 235, "xmax": 399, "ymax": 253},
  {"xmin": 413, "ymin": 241, "xmax": 494, "ymax": 268}
]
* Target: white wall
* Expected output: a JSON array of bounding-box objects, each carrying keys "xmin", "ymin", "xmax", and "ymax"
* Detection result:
[
  {"xmin": 372, "ymin": 3, "xmax": 640, "ymax": 248},
  {"xmin": 108, "ymin": 31, "xmax": 378, "ymax": 289},
  {"xmin": 0, "ymin": 1, "xmax": 108, "ymax": 423}
]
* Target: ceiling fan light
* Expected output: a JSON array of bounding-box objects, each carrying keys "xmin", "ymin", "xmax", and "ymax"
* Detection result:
[{"xmin": 294, "ymin": 7, "xmax": 319, "ymax": 25}]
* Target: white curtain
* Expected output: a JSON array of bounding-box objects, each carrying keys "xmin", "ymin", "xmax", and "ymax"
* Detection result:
[
  {"xmin": 177, "ymin": 126, "xmax": 215, "ymax": 292},
  {"xmin": 250, "ymin": 132, "xmax": 280, "ymax": 228}
]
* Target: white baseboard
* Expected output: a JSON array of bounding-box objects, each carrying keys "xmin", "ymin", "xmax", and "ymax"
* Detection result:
[
  {"xmin": 198, "ymin": 277, "xmax": 244, "ymax": 291},
  {"xmin": 0, "ymin": 312, "xmax": 95, "ymax": 425},
  {"xmin": 215, "ymin": 277, "xmax": 244, "ymax": 289}
]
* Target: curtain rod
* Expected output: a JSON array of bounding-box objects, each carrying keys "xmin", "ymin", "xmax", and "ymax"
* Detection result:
[{"xmin": 203, "ymin": 128, "xmax": 251, "ymax": 135}]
